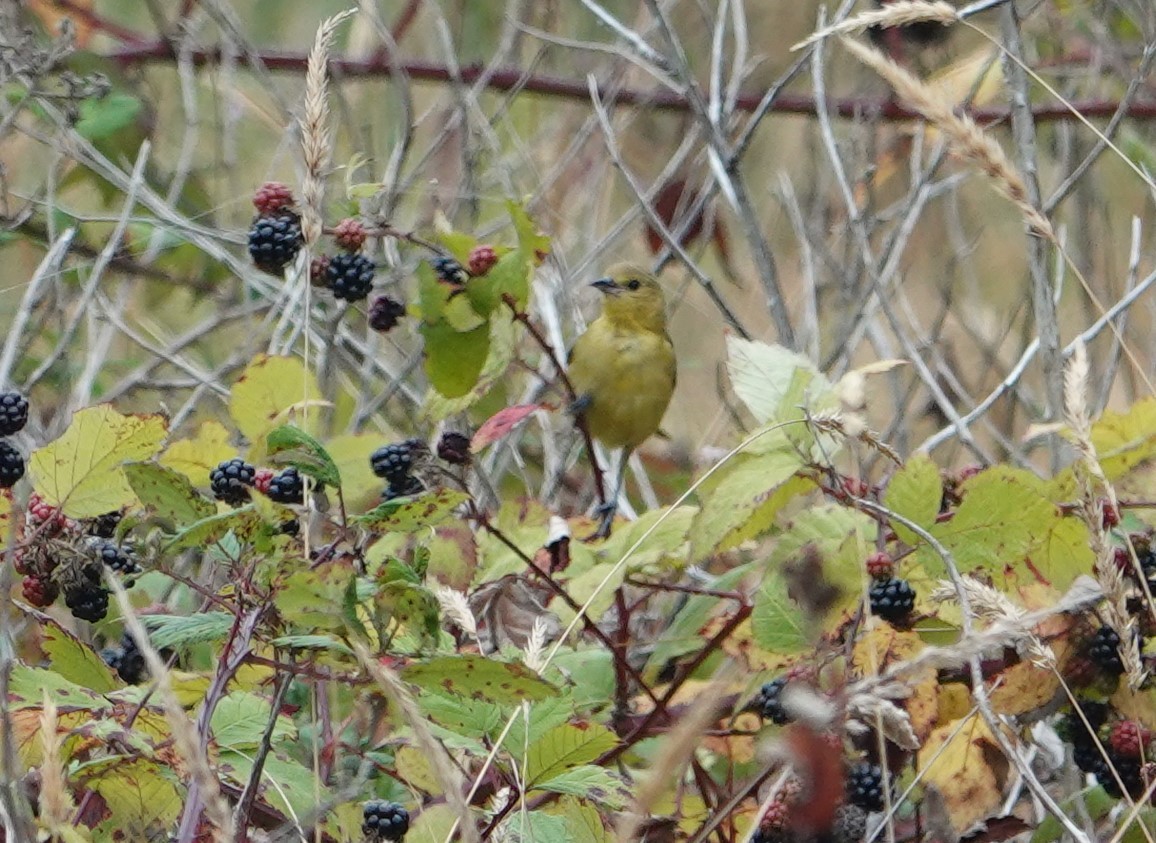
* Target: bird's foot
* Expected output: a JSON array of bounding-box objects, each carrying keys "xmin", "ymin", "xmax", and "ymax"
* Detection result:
[
  {"xmin": 585, "ymin": 501, "xmax": 617, "ymax": 541},
  {"xmin": 568, "ymin": 393, "xmax": 592, "ymax": 417}
]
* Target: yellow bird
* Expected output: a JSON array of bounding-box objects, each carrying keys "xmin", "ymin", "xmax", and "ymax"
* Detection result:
[{"xmin": 568, "ymin": 263, "xmax": 676, "ymax": 537}]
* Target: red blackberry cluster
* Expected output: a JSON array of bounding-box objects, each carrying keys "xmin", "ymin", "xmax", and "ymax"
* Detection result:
[
  {"xmin": 332, "ymin": 218, "xmax": 367, "ymax": 251},
  {"xmin": 22, "ymin": 575, "xmax": 59, "ymax": 607},
  {"xmin": 845, "ymin": 761, "xmax": 886, "ymax": 812},
  {"xmin": 248, "ymin": 212, "xmax": 304, "ymax": 276},
  {"xmin": 368, "ymin": 295, "xmax": 407, "ymax": 333},
  {"xmin": 326, "ymin": 253, "xmax": 376, "ymax": 302},
  {"xmin": 266, "ymin": 467, "xmax": 305, "ymax": 505},
  {"xmin": 869, "ymin": 577, "xmax": 916, "ymax": 624},
  {"xmin": 362, "ymin": 800, "xmax": 409, "ymax": 841},
  {"xmin": 253, "ymin": 468, "xmax": 276, "ymax": 495},
  {"xmin": 27, "ymin": 492, "xmax": 69, "ymax": 534},
  {"xmin": 468, "ymin": 244, "xmax": 498, "ymax": 276},
  {"xmin": 252, "ymin": 182, "xmax": 295, "ymax": 215},
  {"xmin": 431, "ymin": 255, "xmax": 469, "ymax": 285},
  {"xmin": 210, "ymin": 458, "xmax": 256, "ymax": 506},
  {"xmin": 865, "ymin": 551, "xmax": 894, "ymax": 580},
  {"xmin": 436, "ymin": 431, "xmax": 471, "ymax": 466},
  {"xmin": 309, "ymin": 254, "xmax": 331, "ymax": 287}
]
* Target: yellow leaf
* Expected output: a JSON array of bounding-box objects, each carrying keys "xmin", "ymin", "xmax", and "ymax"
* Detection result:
[
  {"xmin": 228, "ymin": 355, "xmax": 323, "ymax": 446},
  {"xmin": 160, "ymin": 420, "xmax": 235, "ymax": 487},
  {"xmin": 394, "ymin": 745, "xmax": 444, "ymax": 796},
  {"xmin": 852, "ymin": 620, "xmax": 939, "ymax": 742},
  {"xmin": 30, "ymin": 406, "xmax": 166, "ymax": 518},
  {"xmin": 917, "ymin": 714, "xmax": 1010, "ymax": 833}
]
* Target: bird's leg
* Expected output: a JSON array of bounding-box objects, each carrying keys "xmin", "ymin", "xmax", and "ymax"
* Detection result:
[{"xmin": 593, "ymin": 449, "xmax": 631, "ymax": 539}]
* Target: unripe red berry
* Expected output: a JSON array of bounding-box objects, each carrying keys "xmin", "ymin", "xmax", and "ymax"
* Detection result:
[
  {"xmin": 310, "ymin": 255, "xmax": 331, "ymax": 287},
  {"xmin": 253, "ymin": 182, "xmax": 295, "ymax": 215},
  {"xmin": 333, "ymin": 218, "xmax": 368, "ymax": 252},
  {"xmin": 866, "ymin": 551, "xmax": 894, "ymax": 580},
  {"xmin": 253, "ymin": 468, "xmax": 276, "ymax": 495},
  {"xmin": 1103, "ymin": 501, "xmax": 1121, "ymax": 529},
  {"xmin": 468, "ymin": 244, "xmax": 498, "ymax": 276},
  {"xmin": 1109, "ymin": 720, "xmax": 1151, "ymax": 758},
  {"xmin": 22, "ymin": 575, "xmax": 59, "ymax": 607}
]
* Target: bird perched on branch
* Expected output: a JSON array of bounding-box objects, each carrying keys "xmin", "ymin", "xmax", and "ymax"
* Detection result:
[{"xmin": 568, "ymin": 263, "xmax": 676, "ymax": 538}]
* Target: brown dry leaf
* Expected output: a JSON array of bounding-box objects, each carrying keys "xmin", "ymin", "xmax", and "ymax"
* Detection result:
[
  {"xmin": 851, "ymin": 620, "xmax": 939, "ymax": 741},
  {"xmin": 917, "ymin": 713, "xmax": 1010, "ymax": 834},
  {"xmin": 28, "ymin": 0, "xmax": 95, "ymax": 47},
  {"xmin": 469, "ymin": 574, "xmax": 559, "ymax": 654}
]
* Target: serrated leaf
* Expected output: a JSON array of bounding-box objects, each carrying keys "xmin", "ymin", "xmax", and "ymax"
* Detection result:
[
  {"xmin": 268, "ymin": 634, "xmax": 353, "ymax": 654},
  {"xmin": 275, "ymin": 560, "xmax": 358, "ymax": 633},
  {"xmin": 38, "ymin": 615, "xmax": 118, "ymax": 692},
  {"xmin": 884, "ymin": 454, "xmax": 943, "ymax": 545},
  {"xmin": 596, "ymin": 505, "xmax": 696, "ymax": 570},
  {"xmin": 82, "ymin": 759, "xmax": 182, "ymax": 831},
  {"xmin": 218, "ymin": 749, "xmax": 329, "ymax": 823},
  {"xmin": 420, "ymin": 320, "xmax": 490, "ymax": 399},
  {"xmin": 504, "ymin": 812, "xmax": 569, "ymax": 843},
  {"xmin": 424, "ymin": 314, "xmax": 517, "ymax": 417},
  {"xmin": 526, "ymin": 723, "xmax": 617, "ymax": 785},
  {"xmin": 405, "ymin": 804, "xmax": 459, "ymax": 843},
  {"xmin": 229, "ymin": 355, "xmax": 323, "ymax": 445},
  {"xmin": 356, "ymin": 489, "xmax": 468, "ymax": 532},
  {"xmin": 689, "ymin": 448, "xmax": 804, "ymax": 561},
  {"xmin": 917, "ymin": 714, "xmax": 1009, "ymax": 833},
  {"xmin": 160, "ymin": 420, "xmax": 235, "ymax": 488},
  {"xmin": 8, "ymin": 666, "xmax": 110, "ymax": 712},
  {"xmin": 124, "ymin": 461, "xmax": 216, "ymax": 526},
  {"xmin": 164, "ymin": 506, "xmax": 264, "ymax": 551},
  {"xmin": 751, "ymin": 570, "xmax": 810, "ymax": 655},
  {"xmin": 141, "ymin": 613, "xmax": 234, "ymax": 650},
  {"xmin": 726, "ymin": 336, "xmax": 834, "ymax": 424},
  {"xmin": 31, "ymin": 405, "xmax": 167, "ymax": 518},
  {"xmin": 403, "ymin": 655, "xmax": 558, "ymax": 704},
  {"xmin": 266, "ymin": 425, "xmax": 341, "ymax": 487},
  {"xmin": 546, "ymin": 796, "xmax": 612, "ymax": 843},
  {"xmin": 533, "ymin": 766, "xmax": 630, "ymax": 808},
  {"xmin": 1089, "ymin": 396, "xmax": 1156, "ymax": 480},
  {"xmin": 210, "ymin": 691, "xmax": 295, "ymax": 751}
]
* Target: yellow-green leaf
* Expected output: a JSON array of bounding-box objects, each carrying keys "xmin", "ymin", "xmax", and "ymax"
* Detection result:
[
  {"xmin": 421, "ymin": 320, "xmax": 491, "ymax": 400},
  {"xmin": 229, "ymin": 355, "xmax": 323, "ymax": 446},
  {"xmin": 38, "ymin": 616, "xmax": 118, "ymax": 692},
  {"xmin": 526, "ymin": 723, "xmax": 617, "ymax": 786},
  {"xmin": 402, "ymin": 655, "xmax": 558, "ymax": 704},
  {"xmin": 31, "ymin": 405, "xmax": 166, "ymax": 518},
  {"xmin": 83, "ymin": 759, "xmax": 182, "ymax": 831},
  {"xmin": 356, "ymin": 489, "xmax": 468, "ymax": 532},
  {"xmin": 160, "ymin": 420, "xmax": 234, "ymax": 487},
  {"xmin": 726, "ymin": 336, "xmax": 834, "ymax": 424},
  {"xmin": 124, "ymin": 461, "xmax": 216, "ymax": 527},
  {"xmin": 1089, "ymin": 397, "xmax": 1156, "ymax": 480},
  {"xmin": 884, "ymin": 454, "xmax": 943, "ymax": 546}
]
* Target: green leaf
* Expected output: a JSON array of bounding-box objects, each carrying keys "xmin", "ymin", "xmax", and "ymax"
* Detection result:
[
  {"xmin": 164, "ymin": 507, "xmax": 265, "ymax": 551},
  {"xmin": 275, "ymin": 561, "xmax": 358, "ymax": 633},
  {"xmin": 884, "ymin": 454, "xmax": 943, "ymax": 546},
  {"xmin": 356, "ymin": 489, "xmax": 469, "ymax": 532},
  {"xmin": 229, "ymin": 355, "xmax": 323, "ymax": 446},
  {"xmin": 39, "ymin": 617, "xmax": 118, "ymax": 692},
  {"xmin": 160, "ymin": 420, "xmax": 235, "ymax": 488},
  {"xmin": 506, "ymin": 199, "xmax": 550, "ymax": 309},
  {"xmin": 210, "ymin": 691, "xmax": 296, "ymax": 751},
  {"xmin": 420, "ymin": 320, "xmax": 490, "ymax": 398},
  {"xmin": 266, "ymin": 425, "xmax": 342, "ymax": 487},
  {"xmin": 82, "ymin": 759, "xmax": 182, "ymax": 831},
  {"xmin": 597, "ymin": 505, "xmax": 696, "ymax": 570},
  {"xmin": 75, "ymin": 92, "xmax": 143, "ymax": 142},
  {"xmin": 124, "ymin": 461, "xmax": 216, "ymax": 527},
  {"xmin": 218, "ymin": 749, "xmax": 329, "ymax": 822},
  {"xmin": 8, "ymin": 666, "xmax": 110, "ymax": 712},
  {"xmin": 504, "ymin": 812, "xmax": 569, "ymax": 843},
  {"xmin": 726, "ymin": 336, "xmax": 834, "ymax": 424},
  {"xmin": 1089, "ymin": 397, "xmax": 1156, "ymax": 480},
  {"xmin": 532, "ymin": 766, "xmax": 630, "ymax": 808},
  {"xmin": 546, "ymin": 796, "xmax": 612, "ymax": 843},
  {"xmin": 31, "ymin": 405, "xmax": 167, "ymax": 518},
  {"xmin": 403, "ymin": 655, "xmax": 558, "ymax": 704},
  {"xmin": 525, "ymin": 723, "xmax": 617, "ymax": 785},
  {"xmin": 407, "ymin": 805, "xmax": 463, "ymax": 843},
  {"xmin": 424, "ymin": 314, "xmax": 518, "ymax": 419},
  {"xmin": 268, "ymin": 634, "xmax": 353, "ymax": 655},
  {"xmin": 689, "ymin": 448, "xmax": 805, "ymax": 561},
  {"xmin": 141, "ymin": 613, "xmax": 234, "ymax": 650},
  {"xmin": 751, "ymin": 570, "xmax": 811, "ymax": 655}
]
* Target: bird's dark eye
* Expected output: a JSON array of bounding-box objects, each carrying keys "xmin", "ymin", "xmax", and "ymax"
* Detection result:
[{"xmin": 627, "ymin": 279, "xmax": 641, "ymax": 290}]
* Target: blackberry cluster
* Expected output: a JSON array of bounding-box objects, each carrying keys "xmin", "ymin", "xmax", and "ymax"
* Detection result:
[
  {"xmin": 383, "ymin": 476, "xmax": 424, "ymax": 501},
  {"xmin": 267, "ymin": 467, "xmax": 305, "ymax": 505},
  {"xmin": 430, "ymin": 255, "xmax": 469, "ymax": 285},
  {"xmin": 248, "ymin": 212, "xmax": 304, "ymax": 275},
  {"xmin": 326, "ymin": 253, "xmax": 376, "ymax": 302},
  {"xmin": 362, "ymin": 800, "xmax": 409, "ymax": 841},
  {"xmin": 0, "ymin": 391, "xmax": 29, "ymax": 436},
  {"xmin": 87, "ymin": 510, "xmax": 123, "ymax": 539},
  {"xmin": 845, "ymin": 762, "xmax": 886, "ymax": 813},
  {"xmin": 1088, "ymin": 625, "xmax": 1125, "ymax": 676},
  {"xmin": 94, "ymin": 540, "xmax": 141, "ymax": 576},
  {"xmin": 210, "ymin": 458, "xmax": 256, "ymax": 506},
  {"xmin": 831, "ymin": 803, "xmax": 868, "ymax": 843},
  {"xmin": 751, "ymin": 677, "xmax": 792, "ymax": 725},
  {"xmin": 869, "ymin": 577, "xmax": 916, "ymax": 623},
  {"xmin": 436, "ymin": 431, "xmax": 471, "ymax": 466},
  {"xmin": 371, "ymin": 439, "xmax": 425, "ymax": 485},
  {"xmin": 368, "ymin": 295, "xmax": 406, "ymax": 333},
  {"xmin": 0, "ymin": 438, "xmax": 25, "ymax": 489},
  {"xmin": 65, "ymin": 573, "xmax": 109, "ymax": 623},
  {"xmin": 102, "ymin": 633, "xmax": 148, "ymax": 684}
]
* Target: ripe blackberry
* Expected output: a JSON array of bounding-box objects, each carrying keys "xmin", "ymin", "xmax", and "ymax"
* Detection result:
[
  {"xmin": 831, "ymin": 803, "xmax": 868, "ymax": 843},
  {"xmin": 1072, "ymin": 740, "xmax": 1104, "ymax": 775},
  {"xmin": 362, "ymin": 800, "xmax": 409, "ymax": 841},
  {"xmin": 370, "ymin": 439, "xmax": 425, "ymax": 485},
  {"xmin": 111, "ymin": 633, "xmax": 147, "ymax": 684},
  {"xmin": 94, "ymin": 541, "xmax": 141, "ymax": 576},
  {"xmin": 430, "ymin": 255, "xmax": 469, "ymax": 285},
  {"xmin": 865, "ymin": 551, "xmax": 893, "ymax": 580},
  {"xmin": 468, "ymin": 244, "xmax": 498, "ymax": 276},
  {"xmin": 845, "ymin": 762, "xmax": 885, "ymax": 812},
  {"xmin": 751, "ymin": 677, "xmax": 792, "ymax": 725},
  {"xmin": 1088, "ymin": 625, "xmax": 1125, "ymax": 676},
  {"xmin": 436, "ymin": 431, "xmax": 471, "ymax": 466},
  {"xmin": 0, "ymin": 391, "xmax": 29, "ymax": 435},
  {"xmin": 332, "ymin": 217, "xmax": 367, "ymax": 251},
  {"xmin": 267, "ymin": 467, "xmax": 305, "ymax": 505},
  {"xmin": 869, "ymin": 577, "xmax": 916, "ymax": 623},
  {"xmin": 1109, "ymin": 720, "xmax": 1151, "ymax": 758},
  {"xmin": 326, "ymin": 253, "xmax": 376, "ymax": 302},
  {"xmin": 368, "ymin": 295, "xmax": 406, "ymax": 333},
  {"xmin": 65, "ymin": 583, "xmax": 109, "ymax": 623},
  {"xmin": 1096, "ymin": 751, "xmax": 1145, "ymax": 799},
  {"xmin": 210, "ymin": 458, "xmax": 256, "ymax": 506},
  {"xmin": 87, "ymin": 510, "xmax": 122, "ymax": 539},
  {"xmin": 0, "ymin": 441, "xmax": 25, "ymax": 488},
  {"xmin": 383, "ymin": 476, "xmax": 424, "ymax": 501},
  {"xmin": 279, "ymin": 518, "xmax": 299, "ymax": 536},
  {"xmin": 21, "ymin": 575, "xmax": 58, "ymax": 608},
  {"xmin": 252, "ymin": 182, "xmax": 295, "ymax": 215},
  {"xmin": 248, "ymin": 212, "xmax": 304, "ymax": 275}
]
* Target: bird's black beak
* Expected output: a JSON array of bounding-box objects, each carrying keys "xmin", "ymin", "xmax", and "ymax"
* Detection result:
[{"xmin": 592, "ymin": 277, "xmax": 621, "ymax": 296}]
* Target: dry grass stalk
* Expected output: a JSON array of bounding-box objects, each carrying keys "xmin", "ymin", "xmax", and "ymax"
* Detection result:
[
  {"xmin": 1063, "ymin": 341, "xmax": 1144, "ymax": 686},
  {"xmin": 930, "ymin": 576, "xmax": 1054, "ymax": 666},
  {"xmin": 36, "ymin": 695, "xmax": 75, "ymax": 833},
  {"xmin": 435, "ymin": 586, "xmax": 479, "ymax": 641},
  {"xmin": 300, "ymin": 10, "xmax": 356, "ymax": 246},
  {"xmin": 107, "ymin": 576, "xmax": 235, "ymax": 843},
  {"xmin": 794, "ymin": 1, "xmax": 957, "ymax": 49},
  {"xmin": 839, "ymin": 36, "xmax": 1055, "ymax": 241}
]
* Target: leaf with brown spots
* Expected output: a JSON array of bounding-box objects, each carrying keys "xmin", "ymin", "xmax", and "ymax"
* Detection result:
[
  {"xmin": 403, "ymin": 654, "xmax": 558, "ymax": 704},
  {"xmin": 917, "ymin": 714, "xmax": 1011, "ymax": 834}
]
